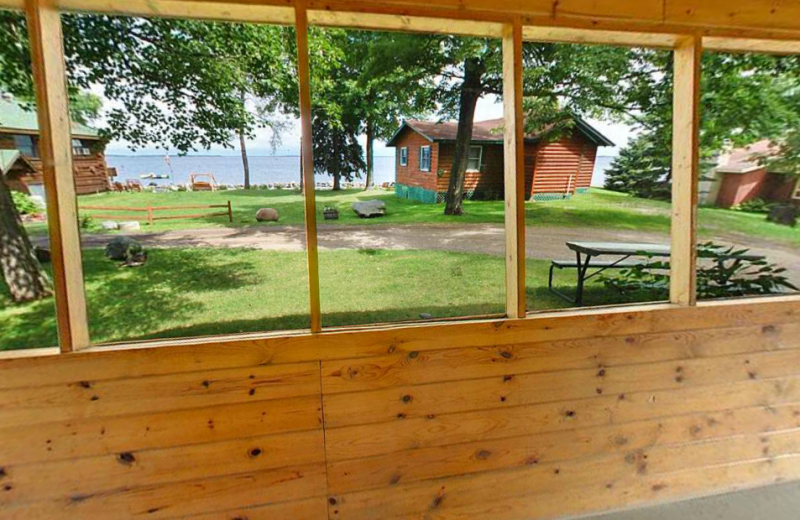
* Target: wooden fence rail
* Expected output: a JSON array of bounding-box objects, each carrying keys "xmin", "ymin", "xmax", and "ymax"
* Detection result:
[{"xmin": 80, "ymin": 201, "xmax": 233, "ymax": 225}]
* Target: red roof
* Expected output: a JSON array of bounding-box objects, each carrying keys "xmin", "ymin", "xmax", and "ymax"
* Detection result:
[{"xmin": 387, "ymin": 116, "xmax": 613, "ymax": 147}]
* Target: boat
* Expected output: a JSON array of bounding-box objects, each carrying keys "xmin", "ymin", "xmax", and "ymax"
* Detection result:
[{"xmin": 140, "ymin": 172, "xmax": 170, "ymax": 179}]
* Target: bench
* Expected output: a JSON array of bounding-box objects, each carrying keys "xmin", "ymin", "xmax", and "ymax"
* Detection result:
[{"xmin": 548, "ymin": 259, "xmax": 652, "ymax": 304}]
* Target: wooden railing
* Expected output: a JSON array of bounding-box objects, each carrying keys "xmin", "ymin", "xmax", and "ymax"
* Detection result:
[{"xmin": 80, "ymin": 201, "xmax": 233, "ymax": 225}]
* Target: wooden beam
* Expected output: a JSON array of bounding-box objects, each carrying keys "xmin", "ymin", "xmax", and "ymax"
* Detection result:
[
  {"xmin": 522, "ymin": 25, "xmax": 681, "ymax": 48},
  {"xmin": 26, "ymin": 0, "xmax": 90, "ymax": 352},
  {"xmin": 56, "ymin": 0, "xmax": 294, "ymax": 24},
  {"xmin": 502, "ymin": 18, "xmax": 526, "ymax": 319},
  {"xmin": 704, "ymin": 36, "xmax": 800, "ymax": 55},
  {"xmin": 295, "ymin": 1, "xmax": 322, "ymax": 333},
  {"xmin": 670, "ymin": 35, "xmax": 702, "ymax": 306},
  {"xmin": 308, "ymin": 9, "xmax": 503, "ymax": 37}
]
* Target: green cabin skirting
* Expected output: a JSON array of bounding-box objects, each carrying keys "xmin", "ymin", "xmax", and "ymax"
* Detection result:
[{"xmin": 395, "ymin": 183, "xmax": 438, "ymax": 204}]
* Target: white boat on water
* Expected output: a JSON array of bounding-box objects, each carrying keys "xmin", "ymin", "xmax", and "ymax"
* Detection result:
[{"xmin": 140, "ymin": 172, "xmax": 170, "ymax": 179}]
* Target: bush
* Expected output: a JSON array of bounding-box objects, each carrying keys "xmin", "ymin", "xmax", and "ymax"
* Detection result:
[
  {"xmin": 731, "ymin": 198, "xmax": 774, "ymax": 214},
  {"xmin": 11, "ymin": 191, "xmax": 41, "ymax": 216},
  {"xmin": 600, "ymin": 242, "xmax": 797, "ymax": 300}
]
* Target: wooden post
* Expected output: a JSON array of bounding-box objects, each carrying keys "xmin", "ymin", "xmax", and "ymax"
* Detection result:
[
  {"xmin": 26, "ymin": 0, "xmax": 90, "ymax": 352},
  {"xmin": 147, "ymin": 204, "xmax": 154, "ymax": 225},
  {"xmin": 227, "ymin": 200, "xmax": 233, "ymax": 223},
  {"xmin": 670, "ymin": 35, "xmax": 702, "ymax": 306},
  {"xmin": 502, "ymin": 18, "xmax": 526, "ymax": 319},
  {"xmin": 295, "ymin": 1, "xmax": 322, "ymax": 332}
]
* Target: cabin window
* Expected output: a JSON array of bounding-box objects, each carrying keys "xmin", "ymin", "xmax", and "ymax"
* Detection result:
[
  {"xmin": 400, "ymin": 146, "xmax": 408, "ymax": 166},
  {"xmin": 419, "ymin": 145, "xmax": 431, "ymax": 172},
  {"xmin": 13, "ymin": 134, "xmax": 37, "ymax": 158},
  {"xmin": 793, "ymin": 178, "xmax": 800, "ymax": 200},
  {"xmin": 71, "ymin": 139, "xmax": 92, "ymax": 156},
  {"xmin": 466, "ymin": 146, "xmax": 482, "ymax": 172}
]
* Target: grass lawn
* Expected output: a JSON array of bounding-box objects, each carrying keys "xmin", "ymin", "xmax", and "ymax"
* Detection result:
[
  {"xmin": 0, "ymin": 247, "xmax": 643, "ymax": 351},
  {"xmin": 61, "ymin": 188, "xmax": 798, "ymax": 249}
]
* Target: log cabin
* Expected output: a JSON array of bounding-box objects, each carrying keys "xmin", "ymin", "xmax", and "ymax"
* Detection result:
[
  {"xmin": 2, "ymin": 0, "xmax": 800, "ymax": 519},
  {"xmin": 0, "ymin": 94, "xmax": 113, "ymax": 196},
  {"xmin": 388, "ymin": 117, "xmax": 613, "ymax": 203}
]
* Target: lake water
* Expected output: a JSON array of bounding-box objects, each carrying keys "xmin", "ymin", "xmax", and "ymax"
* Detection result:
[{"xmin": 107, "ymin": 154, "xmax": 615, "ymax": 188}]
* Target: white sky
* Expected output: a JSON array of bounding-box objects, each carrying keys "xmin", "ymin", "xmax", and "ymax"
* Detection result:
[{"xmin": 103, "ymin": 93, "xmax": 635, "ymax": 158}]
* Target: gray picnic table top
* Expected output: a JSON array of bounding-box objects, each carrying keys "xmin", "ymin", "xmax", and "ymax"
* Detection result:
[{"xmin": 566, "ymin": 241, "xmax": 671, "ymax": 257}]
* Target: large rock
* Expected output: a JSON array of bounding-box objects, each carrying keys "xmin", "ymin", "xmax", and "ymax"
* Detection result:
[
  {"xmin": 767, "ymin": 204, "xmax": 798, "ymax": 227},
  {"xmin": 105, "ymin": 236, "xmax": 147, "ymax": 266},
  {"xmin": 101, "ymin": 220, "xmax": 120, "ymax": 231},
  {"xmin": 352, "ymin": 200, "xmax": 386, "ymax": 218},
  {"xmin": 256, "ymin": 208, "xmax": 280, "ymax": 222},
  {"xmin": 118, "ymin": 221, "xmax": 141, "ymax": 232}
]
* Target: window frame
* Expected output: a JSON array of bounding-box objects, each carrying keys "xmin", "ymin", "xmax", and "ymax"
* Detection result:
[
  {"xmin": 419, "ymin": 145, "xmax": 431, "ymax": 172},
  {"xmin": 466, "ymin": 145, "xmax": 483, "ymax": 172},
  {"xmin": 793, "ymin": 177, "xmax": 800, "ymax": 200},
  {"xmin": 13, "ymin": 133, "xmax": 38, "ymax": 158},
  {"xmin": 7, "ymin": 0, "xmax": 797, "ymax": 358},
  {"xmin": 399, "ymin": 146, "xmax": 408, "ymax": 166}
]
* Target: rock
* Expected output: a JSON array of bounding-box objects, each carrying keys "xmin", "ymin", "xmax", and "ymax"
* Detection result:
[
  {"xmin": 767, "ymin": 204, "xmax": 798, "ymax": 227},
  {"xmin": 352, "ymin": 200, "xmax": 387, "ymax": 218},
  {"xmin": 34, "ymin": 246, "xmax": 51, "ymax": 264},
  {"xmin": 101, "ymin": 220, "xmax": 119, "ymax": 231},
  {"xmin": 256, "ymin": 208, "xmax": 280, "ymax": 222},
  {"xmin": 419, "ymin": 313, "xmax": 433, "ymax": 320},
  {"xmin": 105, "ymin": 236, "xmax": 147, "ymax": 266},
  {"xmin": 118, "ymin": 221, "xmax": 141, "ymax": 232}
]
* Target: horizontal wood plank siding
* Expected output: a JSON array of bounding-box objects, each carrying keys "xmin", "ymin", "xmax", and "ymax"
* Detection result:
[{"xmin": 1, "ymin": 299, "xmax": 800, "ymax": 518}]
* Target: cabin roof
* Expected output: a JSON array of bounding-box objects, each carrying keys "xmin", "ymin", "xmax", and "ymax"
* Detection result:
[
  {"xmin": 0, "ymin": 149, "xmax": 36, "ymax": 176},
  {"xmin": 716, "ymin": 139, "xmax": 781, "ymax": 174},
  {"xmin": 0, "ymin": 95, "xmax": 101, "ymax": 139},
  {"xmin": 386, "ymin": 116, "xmax": 614, "ymax": 148}
]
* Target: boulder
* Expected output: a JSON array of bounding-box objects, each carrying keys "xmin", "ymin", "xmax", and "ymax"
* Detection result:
[
  {"xmin": 118, "ymin": 221, "xmax": 141, "ymax": 232},
  {"xmin": 101, "ymin": 220, "xmax": 120, "ymax": 231},
  {"xmin": 105, "ymin": 236, "xmax": 147, "ymax": 266},
  {"xmin": 767, "ymin": 204, "xmax": 798, "ymax": 227},
  {"xmin": 352, "ymin": 200, "xmax": 387, "ymax": 218},
  {"xmin": 256, "ymin": 208, "xmax": 280, "ymax": 222}
]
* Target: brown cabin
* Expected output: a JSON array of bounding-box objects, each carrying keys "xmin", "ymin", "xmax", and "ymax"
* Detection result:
[
  {"xmin": 387, "ymin": 116, "xmax": 613, "ymax": 203},
  {"xmin": 702, "ymin": 139, "xmax": 800, "ymax": 208},
  {"xmin": 0, "ymin": 95, "xmax": 114, "ymax": 196}
]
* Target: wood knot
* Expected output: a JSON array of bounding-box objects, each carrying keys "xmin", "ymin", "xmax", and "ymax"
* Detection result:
[
  {"xmin": 389, "ymin": 474, "xmax": 402, "ymax": 485},
  {"xmin": 499, "ymin": 350, "xmax": 513, "ymax": 359},
  {"xmin": 397, "ymin": 413, "xmax": 406, "ymax": 419},
  {"xmin": 78, "ymin": 381, "xmax": 92, "ymax": 389},
  {"xmin": 202, "ymin": 380, "xmax": 211, "ymax": 388},
  {"xmin": 249, "ymin": 448, "xmax": 262, "ymax": 458},
  {"xmin": 329, "ymin": 497, "xmax": 338, "ymax": 506},
  {"xmin": 402, "ymin": 394, "xmax": 413, "ymax": 403},
  {"xmin": 652, "ymin": 483, "xmax": 667, "ymax": 492},
  {"xmin": 597, "ymin": 369, "xmax": 606, "ymax": 377},
  {"xmin": 408, "ymin": 351, "xmax": 419, "ymax": 359},
  {"xmin": 503, "ymin": 375, "xmax": 514, "ymax": 382},
  {"xmin": 0, "ymin": 467, "xmax": 6, "ymax": 479},
  {"xmin": 762, "ymin": 325, "xmax": 777, "ymax": 334},
  {"xmin": 475, "ymin": 449, "xmax": 492, "ymax": 460},
  {"xmin": 248, "ymin": 389, "xmax": 256, "ymax": 396},
  {"xmin": 564, "ymin": 410, "xmax": 576, "ymax": 418},
  {"xmin": 117, "ymin": 452, "xmax": 136, "ymax": 465}
]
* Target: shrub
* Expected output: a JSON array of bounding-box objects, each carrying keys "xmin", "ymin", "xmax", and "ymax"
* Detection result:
[
  {"xmin": 600, "ymin": 242, "xmax": 797, "ymax": 300},
  {"xmin": 731, "ymin": 198, "xmax": 774, "ymax": 214},
  {"xmin": 12, "ymin": 191, "xmax": 41, "ymax": 216}
]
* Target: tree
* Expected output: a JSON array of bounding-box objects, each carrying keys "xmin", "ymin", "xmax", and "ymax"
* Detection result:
[
  {"xmin": 0, "ymin": 181, "xmax": 51, "ymax": 302},
  {"xmin": 606, "ymin": 51, "xmax": 800, "ymax": 198},
  {"xmin": 435, "ymin": 38, "xmax": 647, "ymax": 215}
]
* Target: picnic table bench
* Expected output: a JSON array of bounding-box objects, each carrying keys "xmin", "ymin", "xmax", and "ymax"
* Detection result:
[{"xmin": 548, "ymin": 241, "xmax": 763, "ymax": 306}]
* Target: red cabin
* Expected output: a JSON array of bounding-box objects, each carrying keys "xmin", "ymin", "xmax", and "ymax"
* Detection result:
[{"xmin": 387, "ymin": 116, "xmax": 613, "ymax": 203}]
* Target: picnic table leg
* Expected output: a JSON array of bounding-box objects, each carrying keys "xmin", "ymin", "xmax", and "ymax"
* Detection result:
[{"xmin": 575, "ymin": 251, "xmax": 592, "ymax": 306}]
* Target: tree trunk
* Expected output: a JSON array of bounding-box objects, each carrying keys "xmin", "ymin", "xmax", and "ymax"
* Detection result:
[
  {"xmin": 332, "ymin": 132, "xmax": 342, "ymax": 191},
  {"xmin": 444, "ymin": 57, "xmax": 485, "ymax": 216},
  {"xmin": 238, "ymin": 127, "xmax": 251, "ymax": 190},
  {"xmin": 333, "ymin": 171, "xmax": 341, "ymax": 191},
  {"xmin": 0, "ymin": 180, "xmax": 51, "ymax": 302},
  {"xmin": 299, "ymin": 137, "xmax": 304, "ymax": 194},
  {"xmin": 364, "ymin": 119, "xmax": 374, "ymax": 191}
]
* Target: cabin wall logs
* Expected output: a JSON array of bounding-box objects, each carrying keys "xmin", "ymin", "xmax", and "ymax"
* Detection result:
[{"xmin": 2, "ymin": 299, "xmax": 800, "ymax": 519}]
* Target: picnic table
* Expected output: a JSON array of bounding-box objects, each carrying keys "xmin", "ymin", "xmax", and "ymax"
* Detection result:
[
  {"xmin": 549, "ymin": 241, "xmax": 670, "ymax": 306},
  {"xmin": 549, "ymin": 241, "xmax": 765, "ymax": 306}
]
